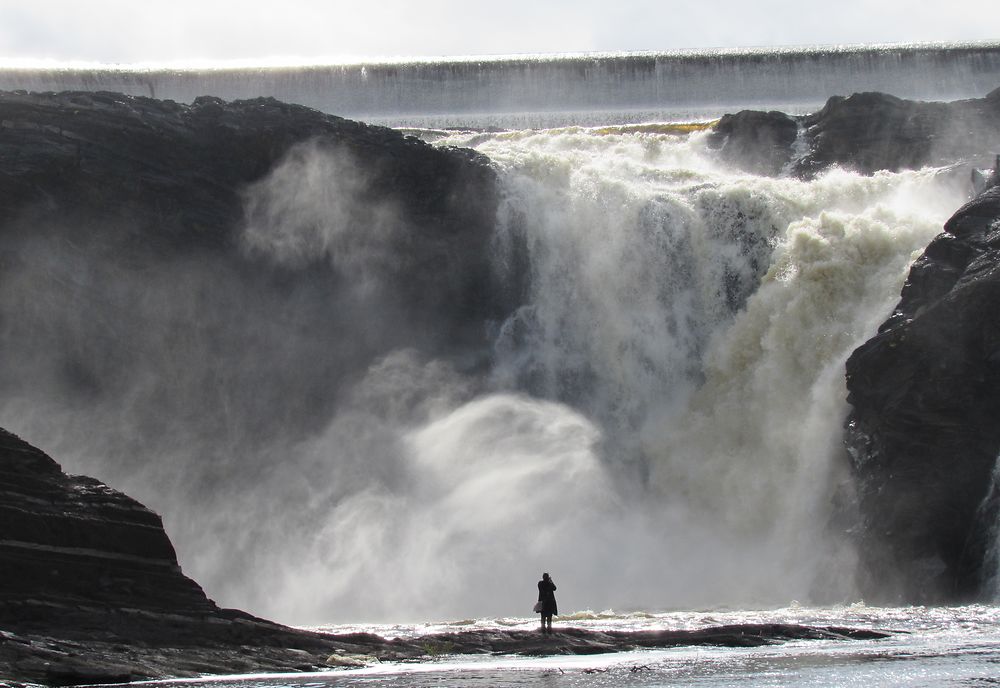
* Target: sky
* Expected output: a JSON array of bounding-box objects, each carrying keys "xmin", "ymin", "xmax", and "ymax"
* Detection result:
[{"xmin": 1, "ymin": 0, "xmax": 999, "ymax": 65}]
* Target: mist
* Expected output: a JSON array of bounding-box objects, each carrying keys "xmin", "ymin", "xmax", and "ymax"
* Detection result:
[{"xmin": 0, "ymin": 123, "xmax": 969, "ymax": 625}]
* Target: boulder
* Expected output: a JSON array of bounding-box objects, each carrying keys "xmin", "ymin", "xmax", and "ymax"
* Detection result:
[
  {"xmin": 844, "ymin": 185, "xmax": 1000, "ymax": 601},
  {"xmin": 707, "ymin": 109, "xmax": 799, "ymax": 175}
]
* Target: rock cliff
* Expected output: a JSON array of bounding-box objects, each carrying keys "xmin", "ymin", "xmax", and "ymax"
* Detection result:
[
  {"xmin": 0, "ymin": 428, "xmax": 210, "ymax": 623},
  {"xmin": 0, "ymin": 89, "xmax": 505, "ymax": 343},
  {"xmin": 0, "ymin": 89, "xmax": 510, "ymax": 606},
  {"xmin": 0, "ymin": 89, "xmax": 510, "ymax": 684},
  {"xmin": 0, "ymin": 427, "xmax": 358, "ymax": 684},
  {"xmin": 844, "ymin": 179, "xmax": 1000, "ymax": 602},
  {"xmin": 710, "ymin": 87, "xmax": 1000, "ymax": 177}
]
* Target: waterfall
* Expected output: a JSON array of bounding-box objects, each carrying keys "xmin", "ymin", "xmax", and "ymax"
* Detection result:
[
  {"xmin": 0, "ymin": 107, "xmax": 971, "ymax": 625},
  {"xmin": 256, "ymin": 125, "xmax": 963, "ymax": 622}
]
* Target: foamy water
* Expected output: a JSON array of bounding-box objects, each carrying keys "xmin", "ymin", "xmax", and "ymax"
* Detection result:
[{"xmin": 7, "ymin": 119, "xmax": 970, "ymax": 627}]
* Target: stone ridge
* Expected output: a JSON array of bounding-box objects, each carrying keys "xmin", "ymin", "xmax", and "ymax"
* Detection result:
[
  {"xmin": 0, "ymin": 89, "xmax": 497, "ymax": 242},
  {"xmin": 708, "ymin": 87, "xmax": 1000, "ymax": 177},
  {"xmin": 0, "ymin": 89, "xmax": 505, "ymax": 325},
  {"xmin": 0, "ymin": 427, "xmax": 216, "ymax": 627},
  {"xmin": 0, "ymin": 427, "xmax": 366, "ymax": 685},
  {"xmin": 844, "ymin": 185, "xmax": 1000, "ymax": 602}
]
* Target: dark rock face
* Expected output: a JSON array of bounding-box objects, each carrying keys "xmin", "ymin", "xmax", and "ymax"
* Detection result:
[
  {"xmin": 844, "ymin": 184, "xmax": 1000, "ymax": 602},
  {"xmin": 0, "ymin": 428, "xmax": 210, "ymax": 621},
  {"xmin": 794, "ymin": 88, "xmax": 1000, "ymax": 176},
  {"xmin": 711, "ymin": 87, "xmax": 1000, "ymax": 177},
  {"xmin": 707, "ymin": 110, "xmax": 799, "ymax": 175},
  {"xmin": 0, "ymin": 90, "xmax": 517, "ymax": 683},
  {"xmin": 0, "ymin": 90, "xmax": 504, "ymax": 339},
  {"xmin": 0, "ymin": 427, "xmax": 355, "ymax": 685}
]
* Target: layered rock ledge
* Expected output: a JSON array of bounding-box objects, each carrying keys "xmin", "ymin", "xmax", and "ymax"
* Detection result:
[{"xmin": 0, "ymin": 427, "xmax": 343, "ymax": 685}]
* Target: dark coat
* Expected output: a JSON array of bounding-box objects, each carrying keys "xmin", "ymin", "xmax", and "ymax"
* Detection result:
[{"xmin": 537, "ymin": 577, "xmax": 557, "ymax": 616}]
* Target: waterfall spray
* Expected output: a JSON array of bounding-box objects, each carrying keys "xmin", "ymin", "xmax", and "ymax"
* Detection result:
[{"xmin": 0, "ymin": 117, "xmax": 967, "ymax": 624}]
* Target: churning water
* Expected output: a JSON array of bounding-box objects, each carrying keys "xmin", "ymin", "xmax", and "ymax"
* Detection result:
[{"xmin": 2, "ymin": 119, "xmax": 967, "ymax": 624}]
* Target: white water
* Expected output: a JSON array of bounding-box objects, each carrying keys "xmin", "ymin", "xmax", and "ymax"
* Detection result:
[
  {"xmin": 420, "ymin": 126, "xmax": 961, "ymax": 612},
  {"xmin": 0, "ymin": 113, "xmax": 969, "ymax": 627},
  {"xmin": 214, "ymin": 125, "xmax": 966, "ymax": 623}
]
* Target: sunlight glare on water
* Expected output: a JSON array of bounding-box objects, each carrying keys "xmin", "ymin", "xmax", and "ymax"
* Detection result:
[{"xmin": 128, "ymin": 606, "xmax": 1000, "ymax": 687}]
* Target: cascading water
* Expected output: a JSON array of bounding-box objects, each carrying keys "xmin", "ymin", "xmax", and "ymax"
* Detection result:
[
  {"xmin": 388, "ymin": 126, "xmax": 966, "ymax": 616},
  {"xmin": 0, "ymin": 109, "xmax": 970, "ymax": 625},
  {"xmin": 173, "ymin": 124, "xmax": 963, "ymax": 623}
]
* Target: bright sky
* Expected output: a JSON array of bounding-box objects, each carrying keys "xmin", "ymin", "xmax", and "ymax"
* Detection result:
[{"xmin": 1, "ymin": 0, "xmax": 999, "ymax": 64}]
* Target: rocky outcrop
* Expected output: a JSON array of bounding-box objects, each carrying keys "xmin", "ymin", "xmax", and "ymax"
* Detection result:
[
  {"xmin": 711, "ymin": 87, "xmax": 1000, "ymax": 177},
  {"xmin": 0, "ymin": 427, "xmax": 212, "ymax": 623},
  {"xmin": 707, "ymin": 110, "xmax": 799, "ymax": 175},
  {"xmin": 0, "ymin": 427, "xmax": 360, "ymax": 684},
  {"xmin": 844, "ymin": 180, "xmax": 1000, "ymax": 602},
  {"xmin": 0, "ymin": 90, "xmax": 509, "ymax": 526},
  {"xmin": 0, "ymin": 90, "xmax": 506, "ymax": 345},
  {"xmin": 794, "ymin": 88, "xmax": 1000, "ymax": 176}
]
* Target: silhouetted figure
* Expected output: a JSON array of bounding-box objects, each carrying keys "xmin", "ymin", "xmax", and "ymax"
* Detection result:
[{"xmin": 537, "ymin": 572, "xmax": 557, "ymax": 634}]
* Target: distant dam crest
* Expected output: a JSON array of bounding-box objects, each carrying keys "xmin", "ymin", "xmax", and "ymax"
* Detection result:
[{"xmin": 2, "ymin": 41, "xmax": 999, "ymax": 128}]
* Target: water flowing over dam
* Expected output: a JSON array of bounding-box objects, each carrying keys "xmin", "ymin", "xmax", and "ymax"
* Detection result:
[{"xmin": 3, "ymin": 41, "xmax": 1000, "ymax": 127}]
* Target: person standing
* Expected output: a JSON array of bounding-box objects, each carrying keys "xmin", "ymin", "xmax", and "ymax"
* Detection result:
[{"xmin": 537, "ymin": 572, "xmax": 557, "ymax": 634}]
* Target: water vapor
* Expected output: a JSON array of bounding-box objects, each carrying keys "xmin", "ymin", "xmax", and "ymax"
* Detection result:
[{"xmin": 0, "ymin": 123, "xmax": 970, "ymax": 624}]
